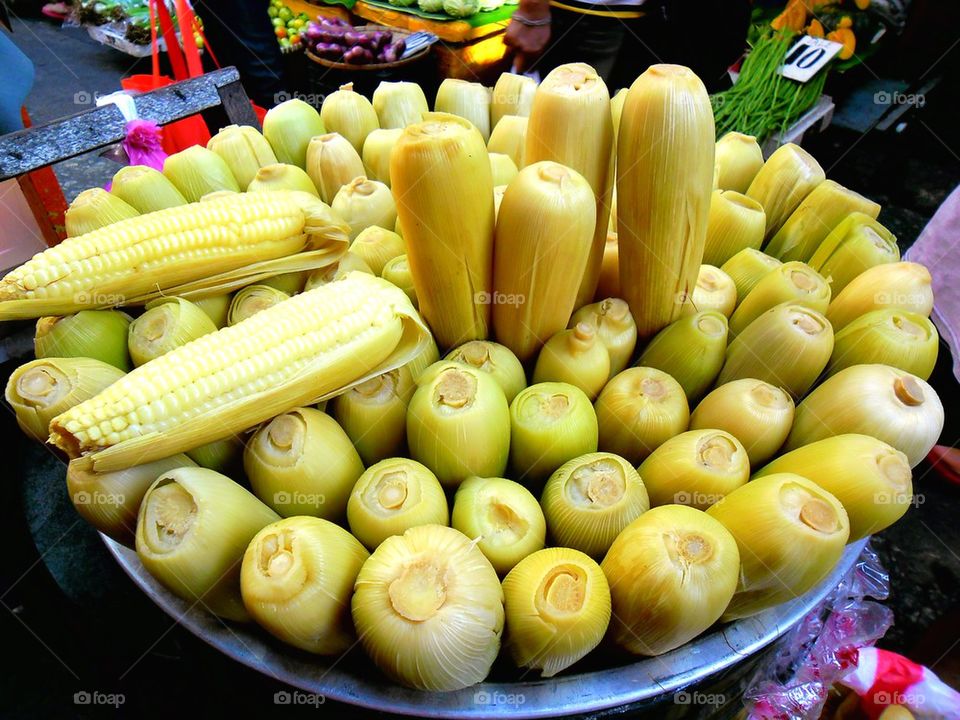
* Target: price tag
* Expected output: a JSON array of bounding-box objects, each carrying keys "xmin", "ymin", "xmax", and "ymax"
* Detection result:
[{"xmin": 779, "ymin": 37, "xmax": 843, "ymax": 82}]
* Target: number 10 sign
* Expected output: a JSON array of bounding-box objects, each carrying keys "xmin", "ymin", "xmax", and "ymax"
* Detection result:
[{"xmin": 779, "ymin": 36, "xmax": 844, "ymax": 82}]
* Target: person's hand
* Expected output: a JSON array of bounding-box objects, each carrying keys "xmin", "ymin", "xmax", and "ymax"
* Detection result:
[{"xmin": 504, "ymin": 14, "xmax": 551, "ymax": 72}]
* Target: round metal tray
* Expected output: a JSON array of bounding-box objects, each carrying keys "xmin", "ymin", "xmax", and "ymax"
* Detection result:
[{"xmin": 103, "ymin": 535, "xmax": 867, "ymax": 718}]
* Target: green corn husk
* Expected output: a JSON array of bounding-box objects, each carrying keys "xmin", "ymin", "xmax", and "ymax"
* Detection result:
[
  {"xmin": 542, "ymin": 451, "xmax": 650, "ymax": 559},
  {"xmin": 533, "ymin": 323, "xmax": 610, "ymax": 402},
  {"xmin": 827, "ymin": 309, "xmax": 939, "ymax": 380},
  {"xmin": 407, "ymin": 361, "xmax": 511, "ymax": 488},
  {"xmin": 192, "ymin": 294, "xmax": 232, "ymax": 328},
  {"xmin": 638, "ymin": 429, "xmax": 749, "ymax": 509},
  {"xmin": 826, "ymin": 262, "xmax": 934, "ymax": 332},
  {"xmin": 491, "ymin": 73, "xmax": 536, "ymax": 128},
  {"xmin": 347, "ymin": 457, "xmax": 448, "ymax": 550},
  {"xmin": 719, "ymin": 303, "xmax": 834, "ymax": 399},
  {"xmin": 765, "ymin": 180, "xmax": 881, "ymax": 262},
  {"xmin": 320, "ymin": 82, "xmax": 380, "ymax": 154},
  {"xmin": 703, "ymin": 190, "xmax": 766, "ymax": 266},
  {"xmin": 110, "ymin": 165, "xmax": 188, "ymax": 213},
  {"xmin": 690, "ymin": 379, "xmax": 795, "ymax": 467},
  {"xmin": 35, "ymin": 310, "xmax": 132, "ymax": 371},
  {"xmin": 639, "ymin": 311, "xmax": 728, "ymax": 402},
  {"xmin": 262, "ymin": 98, "xmax": 326, "ymax": 168},
  {"xmin": 721, "ymin": 248, "xmax": 782, "ymax": 304},
  {"xmin": 807, "ymin": 213, "xmax": 900, "ymax": 295},
  {"xmin": 206, "ymin": 124, "xmax": 278, "ymax": 190},
  {"xmin": 381, "ymin": 254, "xmax": 417, "ymax": 307},
  {"xmin": 331, "ymin": 366, "xmax": 415, "ymax": 465},
  {"xmin": 435, "ymin": 78, "xmax": 492, "ymax": 141},
  {"xmin": 67, "ymin": 453, "xmax": 195, "ymax": 546},
  {"xmin": 489, "ymin": 152, "xmax": 518, "ymax": 186},
  {"xmin": 247, "ymin": 163, "xmax": 319, "ymax": 197},
  {"xmin": 714, "ymin": 132, "xmax": 764, "ymax": 194},
  {"xmin": 784, "ymin": 364, "xmax": 944, "ymax": 468},
  {"xmin": 227, "ymin": 285, "xmax": 290, "ymax": 326},
  {"xmin": 127, "ymin": 297, "xmax": 217, "ymax": 367},
  {"xmin": 452, "ymin": 476, "xmax": 546, "ymax": 575},
  {"xmin": 241, "ymin": 516, "xmax": 369, "ymax": 654},
  {"xmin": 755, "ymin": 434, "xmax": 913, "ymax": 541},
  {"xmin": 162, "ymin": 146, "xmax": 241, "ymax": 202},
  {"xmin": 65, "ymin": 188, "xmax": 139, "ymax": 237},
  {"xmin": 602, "ymin": 504, "xmax": 739, "ymax": 654},
  {"xmin": 185, "ymin": 435, "xmax": 245, "ymax": 475},
  {"xmin": 729, "ymin": 261, "xmax": 831, "ymax": 337},
  {"xmin": 444, "ymin": 340, "xmax": 526, "ymax": 403},
  {"xmin": 259, "ymin": 271, "xmax": 308, "ymax": 295},
  {"xmin": 373, "ymin": 81, "xmax": 430, "ymax": 129},
  {"xmin": 304, "ymin": 252, "xmax": 374, "ymax": 291},
  {"xmin": 569, "ymin": 298, "xmax": 638, "ymax": 377},
  {"xmin": 136, "ymin": 466, "xmax": 279, "ymax": 621},
  {"xmin": 244, "ymin": 407, "xmax": 364, "ymax": 519},
  {"xmin": 352, "ymin": 226, "xmax": 406, "ymax": 276},
  {"xmin": 746, "ymin": 142, "xmax": 825, "ymax": 241},
  {"xmin": 707, "ymin": 473, "xmax": 849, "ymax": 620},
  {"xmin": 681, "ymin": 264, "xmax": 737, "ymax": 318},
  {"xmin": 509, "ymin": 382, "xmax": 599, "ymax": 488},
  {"xmin": 306, "ymin": 133, "xmax": 366, "ymax": 204},
  {"xmin": 595, "ymin": 366, "xmax": 690, "ymax": 464},
  {"xmin": 487, "ymin": 114, "xmax": 527, "ymax": 169},
  {"xmin": 361, "ymin": 128, "xmax": 403, "ymax": 186},
  {"xmin": 332, "ymin": 176, "xmax": 397, "ymax": 243}
]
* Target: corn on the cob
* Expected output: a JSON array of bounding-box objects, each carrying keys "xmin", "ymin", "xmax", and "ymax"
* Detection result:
[
  {"xmin": 66, "ymin": 188, "xmax": 139, "ymax": 237},
  {"xmin": 533, "ymin": 323, "xmax": 610, "ymax": 401},
  {"xmin": 492, "ymin": 161, "xmax": 596, "ymax": 362},
  {"xmin": 639, "ymin": 311, "xmax": 728, "ymax": 402},
  {"xmin": 306, "ymin": 133, "xmax": 366, "ymax": 204},
  {"xmin": 332, "ymin": 176, "xmax": 397, "ymax": 243},
  {"xmin": 681, "ymin": 264, "xmax": 737, "ymax": 318},
  {"xmin": 444, "ymin": 340, "xmax": 526, "ymax": 403},
  {"xmin": 128, "ymin": 297, "xmax": 217, "ymax": 366},
  {"xmin": 746, "ymin": 143, "xmax": 825, "ymax": 241},
  {"xmin": 48, "ymin": 273, "xmax": 429, "ymax": 471},
  {"xmin": 392, "ymin": 113, "xmax": 495, "ymax": 348},
  {"xmin": 714, "ymin": 132, "xmax": 764, "ymax": 193},
  {"xmin": 808, "ymin": 213, "xmax": 900, "ymax": 295},
  {"xmin": 110, "ymin": 165, "xmax": 187, "ymax": 213},
  {"xmin": 729, "ymin": 261, "xmax": 831, "ymax": 336},
  {"xmin": 435, "ymin": 78, "xmax": 491, "ymax": 141},
  {"xmin": 206, "ymin": 125, "xmax": 278, "ymax": 190},
  {"xmin": 0, "ymin": 191, "xmax": 349, "ymax": 320},
  {"xmin": 569, "ymin": 298, "xmax": 637, "ymax": 377},
  {"xmin": 487, "ymin": 114, "xmax": 527, "ymax": 169},
  {"xmin": 227, "ymin": 284, "xmax": 290, "ymax": 325},
  {"xmin": 784, "ymin": 364, "xmax": 944, "ymax": 467},
  {"xmin": 372, "ymin": 81, "xmax": 429, "ymax": 129},
  {"xmin": 526, "ymin": 64, "xmax": 613, "ymax": 308},
  {"xmin": 381, "ymin": 254, "xmax": 417, "ymax": 307},
  {"xmin": 703, "ymin": 190, "xmax": 766, "ymax": 266},
  {"xmin": 719, "ymin": 303, "xmax": 834, "ymax": 399},
  {"xmin": 827, "ymin": 309, "xmax": 938, "ymax": 380},
  {"xmin": 595, "ymin": 231, "xmax": 620, "ymax": 300},
  {"xmin": 352, "ymin": 226, "xmax": 405, "ymax": 276},
  {"xmin": 755, "ymin": 434, "xmax": 913, "ymax": 541},
  {"xmin": 489, "ymin": 152, "xmax": 518, "ymax": 186},
  {"xmin": 491, "ymin": 72, "xmax": 536, "ymax": 128},
  {"xmin": 320, "ymin": 82, "xmax": 380, "ymax": 154},
  {"xmin": 331, "ymin": 366, "xmax": 415, "ymax": 464},
  {"xmin": 262, "ymin": 98, "xmax": 326, "ymax": 168},
  {"xmin": 826, "ymin": 262, "xmax": 933, "ymax": 332},
  {"xmin": 617, "ymin": 65, "xmax": 714, "ymax": 339},
  {"xmin": 361, "ymin": 128, "xmax": 403, "ymax": 186},
  {"xmin": 248, "ymin": 163, "xmax": 319, "ymax": 196},
  {"xmin": 162, "ymin": 145, "xmax": 241, "ymax": 202},
  {"xmin": 35, "ymin": 310, "xmax": 132, "ymax": 371},
  {"xmin": 721, "ymin": 248, "xmax": 782, "ymax": 304}
]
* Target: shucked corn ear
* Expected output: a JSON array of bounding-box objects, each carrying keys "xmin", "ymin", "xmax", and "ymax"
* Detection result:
[
  {"xmin": 617, "ymin": 65, "xmax": 715, "ymax": 340},
  {"xmin": 49, "ymin": 273, "xmax": 430, "ymax": 472},
  {"xmin": 320, "ymin": 82, "xmax": 380, "ymax": 154},
  {"xmin": 435, "ymin": 78, "xmax": 491, "ymax": 141},
  {"xmin": 0, "ymin": 191, "xmax": 349, "ymax": 320},
  {"xmin": 391, "ymin": 113, "xmax": 495, "ymax": 348},
  {"xmin": 526, "ymin": 63, "xmax": 614, "ymax": 307},
  {"xmin": 206, "ymin": 124, "xmax": 278, "ymax": 190},
  {"xmin": 492, "ymin": 161, "xmax": 596, "ymax": 363},
  {"xmin": 714, "ymin": 132, "xmax": 763, "ymax": 194},
  {"xmin": 65, "ymin": 188, "xmax": 139, "ymax": 237},
  {"xmin": 110, "ymin": 165, "xmax": 187, "ymax": 213},
  {"xmin": 807, "ymin": 212, "xmax": 900, "ymax": 295},
  {"xmin": 162, "ymin": 145, "xmax": 241, "ymax": 202},
  {"xmin": 746, "ymin": 143, "xmax": 825, "ymax": 241}
]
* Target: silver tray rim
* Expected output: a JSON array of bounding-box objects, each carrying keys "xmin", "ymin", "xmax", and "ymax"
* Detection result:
[{"xmin": 103, "ymin": 534, "xmax": 867, "ymax": 719}]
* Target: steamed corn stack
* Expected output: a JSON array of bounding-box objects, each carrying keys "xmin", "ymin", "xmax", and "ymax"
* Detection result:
[
  {"xmin": 525, "ymin": 63, "xmax": 614, "ymax": 307},
  {"xmin": 110, "ymin": 166, "xmax": 187, "ymax": 214},
  {"xmin": 391, "ymin": 113, "xmax": 495, "ymax": 348},
  {"xmin": 765, "ymin": 180, "xmax": 881, "ymax": 262},
  {"xmin": 714, "ymin": 132, "xmax": 763, "ymax": 194},
  {"xmin": 206, "ymin": 125, "xmax": 278, "ymax": 189},
  {"xmin": 807, "ymin": 213, "xmax": 900, "ymax": 295},
  {"xmin": 703, "ymin": 190, "xmax": 766, "ymax": 266},
  {"xmin": 746, "ymin": 143, "xmax": 825, "ymax": 241},
  {"xmin": 0, "ymin": 191, "xmax": 350, "ymax": 320},
  {"xmin": 487, "ymin": 115, "xmax": 527, "ymax": 169},
  {"xmin": 48, "ymin": 273, "xmax": 430, "ymax": 472},
  {"xmin": 435, "ymin": 79, "xmax": 492, "ymax": 142},
  {"xmin": 65, "ymin": 189, "xmax": 139, "ymax": 237},
  {"xmin": 617, "ymin": 64, "xmax": 715, "ymax": 340},
  {"xmin": 491, "ymin": 72, "xmax": 537, "ymax": 127}
]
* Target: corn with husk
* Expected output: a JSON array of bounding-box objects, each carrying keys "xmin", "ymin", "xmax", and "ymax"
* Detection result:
[
  {"xmin": 827, "ymin": 309, "xmax": 938, "ymax": 380},
  {"xmin": 489, "ymin": 152, "xmax": 518, "ymax": 186},
  {"xmin": 331, "ymin": 366, "xmax": 415, "ymax": 464},
  {"xmin": 533, "ymin": 324, "xmax": 610, "ymax": 401},
  {"xmin": 110, "ymin": 165, "xmax": 187, "ymax": 213},
  {"xmin": 262, "ymin": 98, "xmax": 325, "ymax": 168},
  {"xmin": 721, "ymin": 248, "xmax": 782, "ymax": 304},
  {"xmin": 162, "ymin": 145, "xmax": 241, "ymax": 202},
  {"xmin": 35, "ymin": 310, "xmax": 131, "ymax": 371},
  {"xmin": 259, "ymin": 270, "xmax": 307, "ymax": 295},
  {"xmin": 746, "ymin": 142, "xmax": 825, "ymax": 241},
  {"xmin": 381, "ymin": 254, "xmax": 416, "ymax": 307},
  {"xmin": 435, "ymin": 78, "xmax": 491, "ymax": 141},
  {"xmin": 332, "ymin": 176, "xmax": 397, "ymax": 242},
  {"xmin": 304, "ymin": 251, "xmax": 374, "ymax": 290},
  {"xmin": 569, "ymin": 298, "xmax": 637, "ymax": 377},
  {"xmin": 361, "ymin": 128, "xmax": 403, "ymax": 186},
  {"xmin": 351, "ymin": 226, "xmax": 405, "ymax": 276},
  {"xmin": 193, "ymin": 294, "xmax": 232, "ymax": 328},
  {"xmin": 595, "ymin": 231, "xmax": 619, "ymax": 300},
  {"xmin": 714, "ymin": 132, "xmax": 764, "ymax": 193},
  {"xmin": 826, "ymin": 262, "xmax": 933, "ymax": 332},
  {"xmin": 372, "ymin": 81, "xmax": 429, "ymax": 129},
  {"xmin": 66, "ymin": 188, "xmax": 139, "ymax": 237},
  {"xmin": 784, "ymin": 364, "xmax": 944, "ymax": 467},
  {"xmin": 227, "ymin": 284, "xmax": 290, "ymax": 325},
  {"xmin": 487, "ymin": 114, "xmax": 527, "ymax": 169},
  {"xmin": 444, "ymin": 340, "xmax": 526, "ymax": 403},
  {"xmin": 681, "ymin": 265, "xmax": 737, "ymax": 318},
  {"xmin": 491, "ymin": 72, "xmax": 536, "ymax": 127},
  {"xmin": 728, "ymin": 261, "xmax": 831, "ymax": 336},
  {"xmin": 703, "ymin": 190, "xmax": 766, "ymax": 266},
  {"xmin": 320, "ymin": 82, "xmax": 380, "ymax": 154},
  {"xmin": 305, "ymin": 133, "xmax": 366, "ymax": 204},
  {"xmin": 186, "ymin": 435, "xmax": 244, "ymax": 475},
  {"xmin": 247, "ymin": 163, "xmax": 319, "ymax": 196},
  {"xmin": 639, "ymin": 311, "xmax": 728, "ymax": 402},
  {"xmin": 128, "ymin": 297, "xmax": 217, "ymax": 366},
  {"xmin": 206, "ymin": 124, "xmax": 278, "ymax": 189},
  {"xmin": 807, "ymin": 212, "xmax": 900, "ymax": 295},
  {"xmin": 617, "ymin": 65, "xmax": 714, "ymax": 339},
  {"xmin": 610, "ymin": 88, "xmax": 627, "ymax": 140}
]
